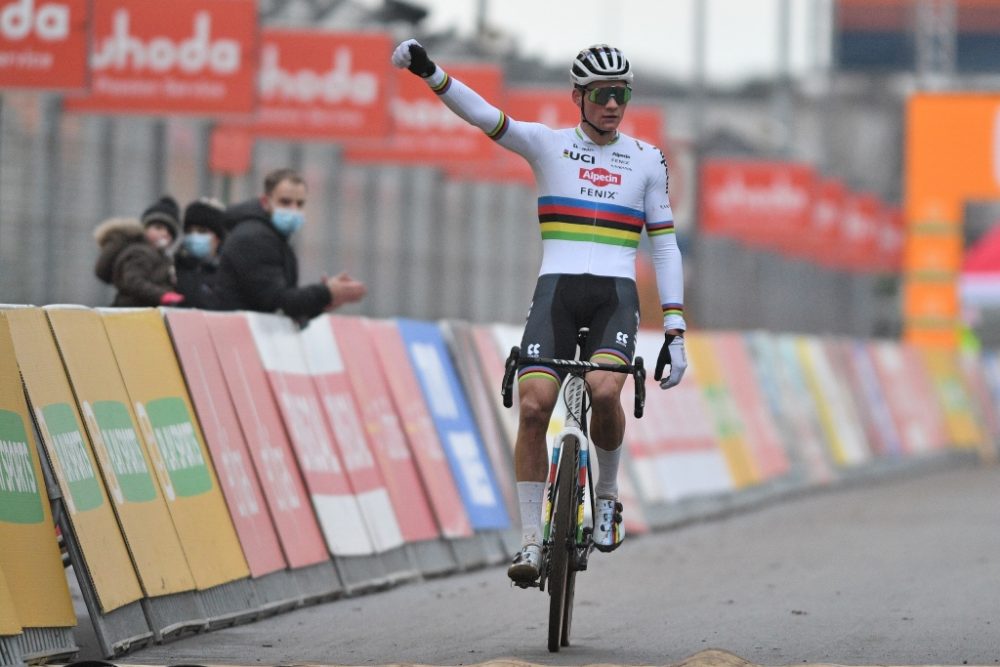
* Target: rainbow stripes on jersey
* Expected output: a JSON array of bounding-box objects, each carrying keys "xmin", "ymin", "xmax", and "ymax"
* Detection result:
[
  {"xmin": 590, "ymin": 347, "xmax": 629, "ymax": 365},
  {"xmin": 517, "ymin": 364, "xmax": 561, "ymax": 387},
  {"xmin": 430, "ymin": 72, "xmax": 452, "ymax": 95},
  {"xmin": 487, "ymin": 112, "xmax": 510, "ymax": 140},
  {"xmin": 646, "ymin": 220, "xmax": 676, "ymax": 237},
  {"xmin": 662, "ymin": 303, "xmax": 684, "ymax": 320},
  {"xmin": 538, "ymin": 196, "xmax": 645, "ymax": 248}
]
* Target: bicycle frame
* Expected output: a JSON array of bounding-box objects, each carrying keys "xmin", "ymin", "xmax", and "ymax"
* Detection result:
[{"xmin": 540, "ymin": 375, "xmax": 590, "ymax": 573}]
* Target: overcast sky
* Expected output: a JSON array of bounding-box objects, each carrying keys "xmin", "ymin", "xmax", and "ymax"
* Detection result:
[{"xmin": 400, "ymin": 0, "xmax": 833, "ymax": 86}]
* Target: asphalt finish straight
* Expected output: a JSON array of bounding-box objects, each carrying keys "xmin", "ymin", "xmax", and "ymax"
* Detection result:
[{"xmin": 71, "ymin": 461, "xmax": 1000, "ymax": 666}]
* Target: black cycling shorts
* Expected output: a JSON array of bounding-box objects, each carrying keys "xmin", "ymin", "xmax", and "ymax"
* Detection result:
[{"xmin": 518, "ymin": 273, "xmax": 639, "ymax": 385}]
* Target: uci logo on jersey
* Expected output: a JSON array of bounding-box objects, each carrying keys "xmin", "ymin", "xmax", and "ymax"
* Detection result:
[{"xmin": 563, "ymin": 149, "xmax": 595, "ymax": 164}]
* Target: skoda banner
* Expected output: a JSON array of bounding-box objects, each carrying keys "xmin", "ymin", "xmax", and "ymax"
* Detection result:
[
  {"xmin": 64, "ymin": 0, "xmax": 257, "ymax": 115},
  {"xmin": 0, "ymin": 0, "xmax": 88, "ymax": 89}
]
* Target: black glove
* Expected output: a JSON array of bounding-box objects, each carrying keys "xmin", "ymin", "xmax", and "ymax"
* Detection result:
[
  {"xmin": 406, "ymin": 42, "xmax": 436, "ymax": 78},
  {"xmin": 654, "ymin": 333, "xmax": 687, "ymax": 390}
]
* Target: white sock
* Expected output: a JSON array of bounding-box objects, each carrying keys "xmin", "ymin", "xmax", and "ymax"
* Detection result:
[
  {"xmin": 517, "ymin": 481, "xmax": 546, "ymax": 546},
  {"xmin": 594, "ymin": 446, "xmax": 621, "ymax": 499}
]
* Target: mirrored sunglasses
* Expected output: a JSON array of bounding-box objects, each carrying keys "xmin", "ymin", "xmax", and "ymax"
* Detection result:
[{"xmin": 586, "ymin": 86, "xmax": 632, "ymax": 105}]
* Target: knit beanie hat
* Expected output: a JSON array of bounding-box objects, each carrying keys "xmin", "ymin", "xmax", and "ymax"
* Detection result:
[
  {"xmin": 183, "ymin": 197, "xmax": 227, "ymax": 240},
  {"xmin": 141, "ymin": 195, "xmax": 181, "ymax": 240}
]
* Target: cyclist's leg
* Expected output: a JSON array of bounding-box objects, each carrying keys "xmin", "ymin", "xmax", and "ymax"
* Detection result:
[
  {"xmin": 583, "ymin": 278, "xmax": 638, "ymax": 551},
  {"xmin": 584, "ymin": 276, "xmax": 639, "ymax": 470},
  {"xmin": 509, "ymin": 276, "xmax": 576, "ymax": 581}
]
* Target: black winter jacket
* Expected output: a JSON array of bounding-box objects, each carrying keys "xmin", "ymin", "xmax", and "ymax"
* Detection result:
[
  {"xmin": 94, "ymin": 217, "xmax": 175, "ymax": 307},
  {"xmin": 174, "ymin": 250, "xmax": 219, "ymax": 310},
  {"xmin": 212, "ymin": 199, "xmax": 331, "ymax": 320}
]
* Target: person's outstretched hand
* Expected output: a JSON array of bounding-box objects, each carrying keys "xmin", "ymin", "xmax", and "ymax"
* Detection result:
[
  {"xmin": 325, "ymin": 272, "xmax": 367, "ymax": 310},
  {"xmin": 391, "ymin": 39, "xmax": 436, "ymax": 77}
]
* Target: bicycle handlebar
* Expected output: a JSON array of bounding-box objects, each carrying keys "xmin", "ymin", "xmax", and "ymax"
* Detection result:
[{"xmin": 500, "ymin": 346, "xmax": 647, "ymax": 419}]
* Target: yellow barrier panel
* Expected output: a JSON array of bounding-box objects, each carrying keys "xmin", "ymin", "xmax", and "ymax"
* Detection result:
[
  {"xmin": 921, "ymin": 349, "xmax": 985, "ymax": 449},
  {"xmin": 0, "ymin": 562, "xmax": 21, "ymax": 635},
  {"xmin": 0, "ymin": 317, "xmax": 75, "ymax": 628},
  {"xmin": 4, "ymin": 308, "xmax": 143, "ymax": 613},
  {"xmin": 685, "ymin": 333, "xmax": 759, "ymax": 488},
  {"xmin": 45, "ymin": 307, "xmax": 195, "ymax": 597},
  {"xmin": 101, "ymin": 309, "xmax": 249, "ymax": 589}
]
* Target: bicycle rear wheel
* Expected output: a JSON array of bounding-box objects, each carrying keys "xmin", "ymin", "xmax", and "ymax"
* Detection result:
[{"xmin": 547, "ymin": 438, "xmax": 578, "ymax": 653}]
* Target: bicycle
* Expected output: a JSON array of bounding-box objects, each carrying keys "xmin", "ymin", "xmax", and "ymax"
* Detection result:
[{"xmin": 500, "ymin": 328, "xmax": 646, "ymax": 652}]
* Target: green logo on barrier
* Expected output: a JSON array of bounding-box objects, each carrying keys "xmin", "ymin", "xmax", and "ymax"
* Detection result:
[
  {"xmin": 42, "ymin": 403, "xmax": 102, "ymax": 512},
  {"xmin": 0, "ymin": 410, "xmax": 44, "ymax": 524},
  {"xmin": 144, "ymin": 397, "xmax": 211, "ymax": 497},
  {"xmin": 92, "ymin": 401, "xmax": 156, "ymax": 503}
]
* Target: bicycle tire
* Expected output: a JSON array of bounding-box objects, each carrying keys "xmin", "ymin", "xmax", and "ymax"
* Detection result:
[
  {"xmin": 561, "ymin": 560, "xmax": 577, "ymax": 646},
  {"xmin": 547, "ymin": 437, "xmax": 577, "ymax": 653}
]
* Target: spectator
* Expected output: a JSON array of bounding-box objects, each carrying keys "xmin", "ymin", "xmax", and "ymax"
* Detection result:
[
  {"xmin": 175, "ymin": 197, "xmax": 226, "ymax": 309},
  {"xmin": 93, "ymin": 196, "xmax": 185, "ymax": 307},
  {"xmin": 213, "ymin": 168, "xmax": 366, "ymax": 323}
]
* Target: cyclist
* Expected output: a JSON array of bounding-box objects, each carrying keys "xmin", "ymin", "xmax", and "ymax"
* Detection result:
[{"xmin": 392, "ymin": 40, "xmax": 688, "ymax": 584}]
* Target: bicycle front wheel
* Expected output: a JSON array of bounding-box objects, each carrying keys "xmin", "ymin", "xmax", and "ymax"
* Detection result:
[{"xmin": 547, "ymin": 438, "xmax": 578, "ymax": 653}]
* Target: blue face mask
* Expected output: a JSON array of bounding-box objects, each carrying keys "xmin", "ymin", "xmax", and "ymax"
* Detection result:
[
  {"xmin": 272, "ymin": 208, "xmax": 305, "ymax": 236},
  {"xmin": 182, "ymin": 232, "xmax": 214, "ymax": 259}
]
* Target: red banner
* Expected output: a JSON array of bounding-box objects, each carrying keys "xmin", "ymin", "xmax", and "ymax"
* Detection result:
[
  {"xmin": 227, "ymin": 30, "xmax": 393, "ymax": 140},
  {"xmin": 343, "ymin": 64, "xmax": 503, "ymax": 166},
  {"xmin": 699, "ymin": 159, "xmax": 815, "ymax": 250},
  {"xmin": 64, "ymin": 0, "xmax": 257, "ymax": 115},
  {"xmin": 808, "ymin": 178, "xmax": 847, "ymax": 266},
  {"xmin": 366, "ymin": 319, "xmax": 474, "ymax": 539},
  {"xmin": 328, "ymin": 316, "xmax": 440, "ymax": 543},
  {"xmin": 164, "ymin": 310, "xmax": 286, "ymax": 578},
  {"xmin": 840, "ymin": 192, "xmax": 882, "ymax": 271},
  {"xmin": 0, "ymin": 0, "xmax": 88, "ymax": 89}
]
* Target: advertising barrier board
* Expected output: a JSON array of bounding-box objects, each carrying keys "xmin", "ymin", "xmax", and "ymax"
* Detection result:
[
  {"xmin": 0, "ymin": 315, "xmax": 75, "ymax": 627},
  {"xmin": 102, "ymin": 309, "xmax": 249, "ymax": 590},
  {"xmin": 46, "ymin": 306, "xmax": 196, "ymax": 596},
  {"xmin": 205, "ymin": 312, "xmax": 329, "ymax": 568},
  {"xmin": 5, "ymin": 308, "xmax": 142, "ymax": 612},
  {"xmin": 397, "ymin": 319, "xmax": 509, "ymax": 530}
]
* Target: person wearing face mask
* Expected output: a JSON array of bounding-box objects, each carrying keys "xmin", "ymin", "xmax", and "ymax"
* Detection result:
[
  {"xmin": 212, "ymin": 168, "xmax": 366, "ymax": 323},
  {"xmin": 174, "ymin": 197, "xmax": 226, "ymax": 310},
  {"xmin": 93, "ymin": 195, "xmax": 185, "ymax": 307}
]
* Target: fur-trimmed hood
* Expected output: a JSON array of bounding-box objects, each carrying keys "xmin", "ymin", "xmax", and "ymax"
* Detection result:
[{"xmin": 94, "ymin": 217, "xmax": 145, "ymax": 284}]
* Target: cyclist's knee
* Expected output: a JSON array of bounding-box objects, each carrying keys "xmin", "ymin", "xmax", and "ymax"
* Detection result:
[
  {"xmin": 589, "ymin": 377, "xmax": 625, "ymax": 412},
  {"xmin": 518, "ymin": 387, "xmax": 557, "ymax": 431}
]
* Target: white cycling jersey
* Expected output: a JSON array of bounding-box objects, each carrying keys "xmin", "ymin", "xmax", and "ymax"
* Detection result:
[{"xmin": 424, "ymin": 67, "xmax": 685, "ymax": 332}]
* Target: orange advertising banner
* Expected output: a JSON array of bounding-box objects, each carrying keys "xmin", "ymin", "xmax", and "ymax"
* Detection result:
[
  {"xmin": 906, "ymin": 94, "xmax": 1000, "ymax": 225},
  {"xmin": 343, "ymin": 63, "xmax": 503, "ymax": 166},
  {"xmin": 0, "ymin": 0, "xmax": 88, "ymax": 89},
  {"xmin": 699, "ymin": 159, "xmax": 815, "ymax": 249},
  {"xmin": 229, "ymin": 30, "xmax": 393, "ymax": 140},
  {"xmin": 64, "ymin": 0, "xmax": 257, "ymax": 115}
]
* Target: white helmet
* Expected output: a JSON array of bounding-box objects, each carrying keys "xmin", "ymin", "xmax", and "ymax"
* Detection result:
[{"xmin": 570, "ymin": 44, "xmax": 634, "ymax": 87}]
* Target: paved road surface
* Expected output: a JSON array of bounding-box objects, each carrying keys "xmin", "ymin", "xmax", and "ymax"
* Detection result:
[{"xmin": 73, "ymin": 462, "xmax": 1000, "ymax": 665}]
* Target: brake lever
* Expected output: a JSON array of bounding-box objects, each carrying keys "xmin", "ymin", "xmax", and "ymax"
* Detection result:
[
  {"xmin": 633, "ymin": 356, "xmax": 646, "ymax": 419},
  {"xmin": 501, "ymin": 346, "xmax": 519, "ymax": 408}
]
